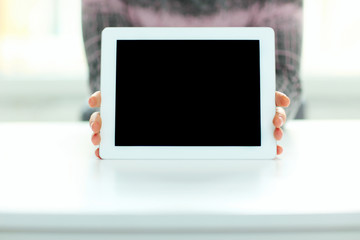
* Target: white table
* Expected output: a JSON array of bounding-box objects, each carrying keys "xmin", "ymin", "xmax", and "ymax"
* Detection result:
[{"xmin": 0, "ymin": 120, "xmax": 360, "ymax": 240}]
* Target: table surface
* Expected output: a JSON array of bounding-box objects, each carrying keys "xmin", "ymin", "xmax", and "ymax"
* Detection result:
[{"xmin": 1, "ymin": 120, "xmax": 360, "ymax": 233}]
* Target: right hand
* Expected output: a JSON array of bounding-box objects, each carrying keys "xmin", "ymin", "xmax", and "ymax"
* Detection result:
[{"xmin": 88, "ymin": 91, "xmax": 102, "ymax": 158}]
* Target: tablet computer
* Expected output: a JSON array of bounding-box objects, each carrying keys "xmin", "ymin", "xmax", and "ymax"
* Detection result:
[{"xmin": 100, "ymin": 27, "xmax": 276, "ymax": 159}]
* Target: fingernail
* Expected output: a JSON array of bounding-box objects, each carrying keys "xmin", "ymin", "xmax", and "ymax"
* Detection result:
[
  {"xmin": 88, "ymin": 97, "xmax": 95, "ymax": 106},
  {"xmin": 92, "ymin": 122, "xmax": 99, "ymax": 132},
  {"xmin": 279, "ymin": 117, "xmax": 284, "ymax": 127}
]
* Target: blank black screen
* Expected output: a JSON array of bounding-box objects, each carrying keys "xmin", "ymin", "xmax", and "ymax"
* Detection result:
[{"xmin": 115, "ymin": 40, "xmax": 260, "ymax": 146}]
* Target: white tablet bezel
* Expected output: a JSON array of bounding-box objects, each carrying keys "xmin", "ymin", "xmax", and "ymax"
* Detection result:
[{"xmin": 100, "ymin": 27, "xmax": 276, "ymax": 159}]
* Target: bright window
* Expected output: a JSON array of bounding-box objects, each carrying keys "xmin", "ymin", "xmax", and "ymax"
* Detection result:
[
  {"xmin": 0, "ymin": 0, "xmax": 87, "ymax": 81},
  {"xmin": 302, "ymin": 0, "xmax": 360, "ymax": 79}
]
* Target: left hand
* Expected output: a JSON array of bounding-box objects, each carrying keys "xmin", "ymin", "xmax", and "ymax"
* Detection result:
[{"xmin": 274, "ymin": 91, "xmax": 290, "ymax": 155}]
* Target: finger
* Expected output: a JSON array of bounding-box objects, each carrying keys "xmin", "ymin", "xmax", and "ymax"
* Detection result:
[
  {"xmin": 274, "ymin": 127, "xmax": 283, "ymax": 141},
  {"xmin": 95, "ymin": 148, "xmax": 102, "ymax": 159},
  {"xmin": 89, "ymin": 112, "xmax": 102, "ymax": 133},
  {"xmin": 91, "ymin": 132, "xmax": 101, "ymax": 146},
  {"xmin": 273, "ymin": 107, "xmax": 287, "ymax": 128},
  {"xmin": 277, "ymin": 145, "xmax": 283, "ymax": 155},
  {"xmin": 275, "ymin": 91, "xmax": 290, "ymax": 107},
  {"xmin": 88, "ymin": 91, "xmax": 101, "ymax": 108}
]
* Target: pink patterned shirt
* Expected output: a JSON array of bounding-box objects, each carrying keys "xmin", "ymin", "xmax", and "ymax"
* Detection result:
[{"xmin": 82, "ymin": 0, "xmax": 303, "ymax": 118}]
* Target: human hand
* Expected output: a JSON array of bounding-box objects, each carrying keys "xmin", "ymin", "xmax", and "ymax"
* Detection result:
[
  {"xmin": 88, "ymin": 91, "xmax": 102, "ymax": 158},
  {"xmin": 273, "ymin": 91, "xmax": 290, "ymax": 155},
  {"xmin": 89, "ymin": 91, "xmax": 290, "ymax": 158}
]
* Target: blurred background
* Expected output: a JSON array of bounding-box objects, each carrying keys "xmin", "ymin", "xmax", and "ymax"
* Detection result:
[{"xmin": 0, "ymin": 0, "xmax": 359, "ymax": 121}]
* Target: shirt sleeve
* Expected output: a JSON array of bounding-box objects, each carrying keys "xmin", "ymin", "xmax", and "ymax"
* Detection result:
[
  {"xmin": 274, "ymin": 14, "xmax": 303, "ymax": 120},
  {"xmin": 82, "ymin": 0, "xmax": 132, "ymax": 94},
  {"xmin": 257, "ymin": 1, "xmax": 303, "ymax": 119}
]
